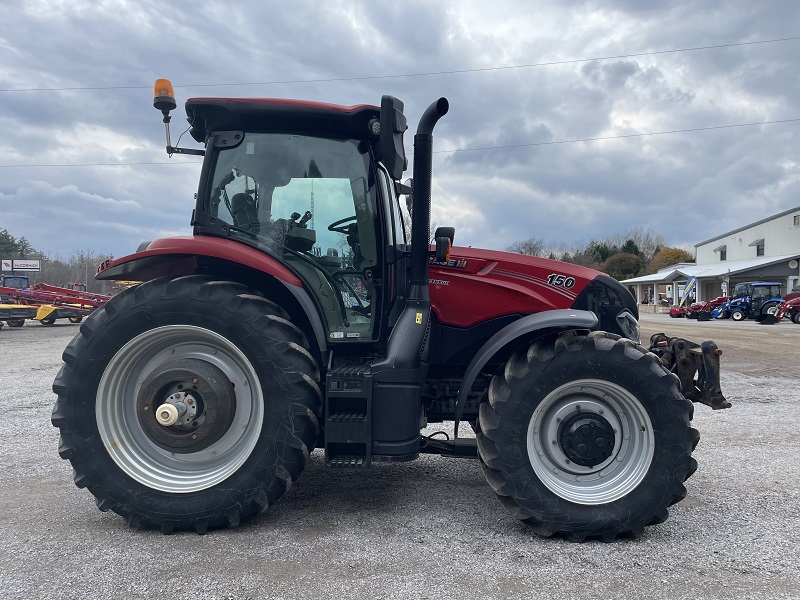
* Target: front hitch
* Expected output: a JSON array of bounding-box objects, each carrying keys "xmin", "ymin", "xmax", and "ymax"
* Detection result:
[{"xmin": 648, "ymin": 333, "xmax": 731, "ymax": 410}]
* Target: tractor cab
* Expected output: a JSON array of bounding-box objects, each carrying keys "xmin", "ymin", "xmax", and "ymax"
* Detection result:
[
  {"xmin": 718, "ymin": 281, "xmax": 783, "ymax": 320},
  {"xmin": 185, "ymin": 96, "xmax": 413, "ymax": 346},
  {"xmin": 0, "ymin": 275, "xmax": 30, "ymax": 290}
]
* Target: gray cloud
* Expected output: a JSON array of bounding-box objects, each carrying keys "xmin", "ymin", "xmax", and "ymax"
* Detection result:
[{"xmin": 0, "ymin": 0, "xmax": 798, "ymax": 261}]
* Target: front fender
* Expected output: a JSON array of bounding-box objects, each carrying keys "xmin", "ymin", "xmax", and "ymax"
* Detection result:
[{"xmin": 453, "ymin": 309, "xmax": 598, "ymax": 436}]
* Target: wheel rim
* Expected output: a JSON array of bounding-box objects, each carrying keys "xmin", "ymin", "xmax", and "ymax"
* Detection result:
[
  {"xmin": 96, "ymin": 325, "xmax": 264, "ymax": 493},
  {"xmin": 526, "ymin": 379, "xmax": 655, "ymax": 505}
]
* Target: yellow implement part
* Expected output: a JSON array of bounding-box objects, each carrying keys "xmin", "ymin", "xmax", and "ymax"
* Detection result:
[{"xmin": 35, "ymin": 305, "xmax": 57, "ymax": 320}]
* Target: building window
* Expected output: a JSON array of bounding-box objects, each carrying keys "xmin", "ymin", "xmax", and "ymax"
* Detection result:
[
  {"xmin": 714, "ymin": 244, "xmax": 727, "ymax": 261},
  {"xmin": 795, "ymin": 215, "xmax": 800, "ymax": 226},
  {"xmin": 750, "ymin": 238, "xmax": 765, "ymax": 256}
]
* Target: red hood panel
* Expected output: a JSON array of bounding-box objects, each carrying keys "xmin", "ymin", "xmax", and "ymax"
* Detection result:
[{"xmin": 429, "ymin": 247, "xmax": 602, "ymax": 327}]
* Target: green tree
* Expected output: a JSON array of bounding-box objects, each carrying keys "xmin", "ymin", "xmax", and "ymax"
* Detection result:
[
  {"xmin": 0, "ymin": 229, "xmax": 18, "ymax": 256},
  {"xmin": 17, "ymin": 237, "xmax": 34, "ymax": 258},
  {"xmin": 620, "ymin": 239, "xmax": 640, "ymax": 256},
  {"xmin": 586, "ymin": 240, "xmax": 612, "ymax": 263},
  {"xmin": 601, "ymin": 252, "xmax": 643, "ymax": 279}
]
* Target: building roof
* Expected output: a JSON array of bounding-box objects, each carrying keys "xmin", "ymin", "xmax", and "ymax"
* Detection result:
[
  {"xmin": 623, "ymin": 254, "xmax": 800, "ymax": 284},
  {"xmin": 694, "ymin": 205, "xmax": 800, "ymax": 248}
]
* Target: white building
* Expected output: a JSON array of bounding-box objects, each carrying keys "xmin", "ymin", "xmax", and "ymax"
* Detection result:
[{"xmin": 625, "ymin": 206, "xmax": 800, "ymax": 307}]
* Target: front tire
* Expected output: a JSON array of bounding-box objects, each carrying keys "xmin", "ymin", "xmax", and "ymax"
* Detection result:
[
  {"xmin": 731, "ymin": 309, "xmax": 746, "ymax": 321},
  {"xmin": 476, "ymin": 331, "xmax": 698, "ymax": 541},
  {"xmin": 52, "ymin": 276, "xmax": 322, "ymax": 533}
]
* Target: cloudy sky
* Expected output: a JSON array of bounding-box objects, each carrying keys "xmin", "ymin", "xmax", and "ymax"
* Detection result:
[{"xmin": 1, "ymin": 0, "xmax": 798, "ymax": 260}]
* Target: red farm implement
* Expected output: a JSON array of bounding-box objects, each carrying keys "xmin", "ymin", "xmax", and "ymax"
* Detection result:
[{"xmin": 0, "ymin": 283, "xmax": 110, "ymax": 326}]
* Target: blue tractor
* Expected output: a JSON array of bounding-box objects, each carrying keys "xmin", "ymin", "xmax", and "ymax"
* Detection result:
[{"xmin": 712, "ymin": 281, "xmax": 783, "ymax": 321}]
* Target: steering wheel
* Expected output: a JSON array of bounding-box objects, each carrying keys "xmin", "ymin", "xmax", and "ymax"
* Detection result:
[{"xmin": 328, "ymin": 215, "xmax": 357, "ymax": 234}]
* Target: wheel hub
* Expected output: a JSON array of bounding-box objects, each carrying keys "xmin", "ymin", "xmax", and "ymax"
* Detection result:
[
  {"xmin": 558, "ymin": 413, "xmax": 616, "ymax": 467},
  {"xmin": 137, "ymin": 358, "xmax": 236, "ymax": 454},
  {"xmin": 154, "ymin": 390, "xmax": 199, "ymax": 428}
]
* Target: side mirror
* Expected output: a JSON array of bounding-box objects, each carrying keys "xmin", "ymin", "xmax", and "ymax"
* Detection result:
[
  {"xmin": 434, "ymin": 226, "xmax": 455, "ymax": 262},
  {"xmin": 397, "ymin": 178, "xmax": 413, "ymax": 216},
  {"xmin": 379, "ymin": 96, "xmax": 408, "ymax": 180}
]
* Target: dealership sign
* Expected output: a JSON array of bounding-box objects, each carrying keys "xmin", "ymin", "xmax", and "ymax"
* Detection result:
[{"xmin": 1, "ymin": 259, "xmax": 41, "ymax": 272}]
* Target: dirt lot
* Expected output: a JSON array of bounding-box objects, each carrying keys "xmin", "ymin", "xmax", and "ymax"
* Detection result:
[{"xmin": 0, "ymin": 315, "xmax": 798, "ymax": 600}]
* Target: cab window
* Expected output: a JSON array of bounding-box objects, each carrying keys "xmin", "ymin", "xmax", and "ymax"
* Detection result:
[{"xmin": 206, "ymin": 133, "xmax": 379, "ymax": 341}]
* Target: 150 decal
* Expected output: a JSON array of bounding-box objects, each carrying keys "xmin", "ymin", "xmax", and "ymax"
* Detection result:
[{"xmin": 547, "ymin": 273, "xmax": 576, "ymax": 288}]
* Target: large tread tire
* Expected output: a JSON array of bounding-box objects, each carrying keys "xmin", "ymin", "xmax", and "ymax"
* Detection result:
[
  {"xmin": 792, "ymin": 311, "xmax": 800, "ymax": 325},
  {"xmin": 51, "ymin": 275, "xmax": 322, "ymax": 533},
  {"xmin": 760, "ymin": 302, "xmax": 779, "ymax": 317},
  {"xmin": 6, "ymin": 319, "xmax": 24, "ymax": 328},
  {"xmin": 476, "ymin": 330, "xmax": 698, "ymax": 542}
]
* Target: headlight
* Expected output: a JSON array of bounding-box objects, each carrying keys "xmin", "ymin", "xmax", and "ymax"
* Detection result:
[{"xmin": 616, "ymin": 309, "xmax": 640, "ymax": 343}]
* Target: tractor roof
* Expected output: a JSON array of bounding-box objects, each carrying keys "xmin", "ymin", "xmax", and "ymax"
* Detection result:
[{"xmin": 185, "ymin": 98, "xmax": 380, "ymax": 143}]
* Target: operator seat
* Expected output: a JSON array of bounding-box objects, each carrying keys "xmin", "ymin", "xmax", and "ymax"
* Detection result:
[
  {"xmin": 230, "ymin": 193, "xmax": 259, "ymax": 234},
  {"xmin": 318, "ymin": 248, "xmax": 342, "ymax": 270}
]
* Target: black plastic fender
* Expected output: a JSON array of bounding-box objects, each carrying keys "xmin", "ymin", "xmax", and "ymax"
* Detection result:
[{"xmin": 453, "ymin": 309, "xmax": 598, "ymax": 437}]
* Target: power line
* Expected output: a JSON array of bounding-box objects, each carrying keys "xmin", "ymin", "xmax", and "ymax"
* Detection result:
[
  {"xmin": 436, "ymin": 118, "xmax": 800, "ymax": 154},
  {"xmin": 1, "ymin": 36, "xmax": 798, "ymax": 93},
  {"xmin": 1, "ymin": 118, "xmax": 797, "ymax": 168},
  {"xmin": 0, "ymin": 161, "xmax": 202, "ymax": 168}
]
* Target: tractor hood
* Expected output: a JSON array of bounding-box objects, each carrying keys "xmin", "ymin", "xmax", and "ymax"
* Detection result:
[{"xmin": 428, "ymin": 246, "xmax": 638, "ymax": 331}]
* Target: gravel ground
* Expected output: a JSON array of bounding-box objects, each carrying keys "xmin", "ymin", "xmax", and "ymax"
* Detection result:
[{"xmin": 0, "ymin": 315, "xmax": 798, "ymax": 600}]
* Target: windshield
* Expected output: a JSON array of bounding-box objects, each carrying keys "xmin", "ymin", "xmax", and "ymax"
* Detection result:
[
  {"xmin": 2, "ymin": 277, "xmax": 28, "ymax": 289},
  {"xmin": 205, "ymin": 133, "xmax": 379, "ymax": 340}
]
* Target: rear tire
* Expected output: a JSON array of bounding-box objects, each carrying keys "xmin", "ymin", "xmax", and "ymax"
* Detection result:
[
  {"xmin": 52, "ymin": 276, "xmax": 322, "ymax": 533},
  {"xmin": 476, "ymin": 330, "xmax": 698, "ymax": 541},
  {"xmin": 40, "ymin": 317, "xmax": 56, "ymax": 326},
  {"xmin": 760, "ymin": 302, "xmax": 779, "ymax": 317},
  {"xmin": 7, "ymin": 319, "xmax": 24, "ymax": 328},
  {"xmin": 69, "ymin": 316, "xmax": 83, "ymax": 324},
  {"xmin": 792, "ymin": 311, "xmax": 800, "ymax": 325}
]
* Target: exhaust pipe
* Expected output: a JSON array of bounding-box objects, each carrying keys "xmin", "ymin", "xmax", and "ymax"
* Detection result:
[{"xmin": 410, "ymin": 98, "xmax": 449, "ymax": 292}]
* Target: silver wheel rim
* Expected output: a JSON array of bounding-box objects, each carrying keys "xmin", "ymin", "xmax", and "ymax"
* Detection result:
[
  {"xmin": 96, "ymin": 325, "xmax": 263, "ymax": 493},
  {"xmin": 526, "ymin": 379, "xmax": 655, "ymax": 505}
]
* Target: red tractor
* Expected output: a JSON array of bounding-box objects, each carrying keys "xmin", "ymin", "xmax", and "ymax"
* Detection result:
[
  {"xmin": 51, "ymin": 81, "xmax": 726, "ymax": 541},
  {"xmin": 776, "ymin": 296, "xmax": 800, "ymax": 324}
]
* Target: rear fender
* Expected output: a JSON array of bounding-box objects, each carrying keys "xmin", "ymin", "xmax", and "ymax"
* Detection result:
[
  {"xmin": 95, "ymin": 237, "xmax": 327, "ymax": 355},
  {"xmin": 453, "ymin": 309, "xmax": 598, "ymax": 436}
]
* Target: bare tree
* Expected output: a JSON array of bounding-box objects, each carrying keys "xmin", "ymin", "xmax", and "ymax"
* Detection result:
[{"xmin": 507, "ymin": 237, "xmax": 546, "ymax": 257}]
